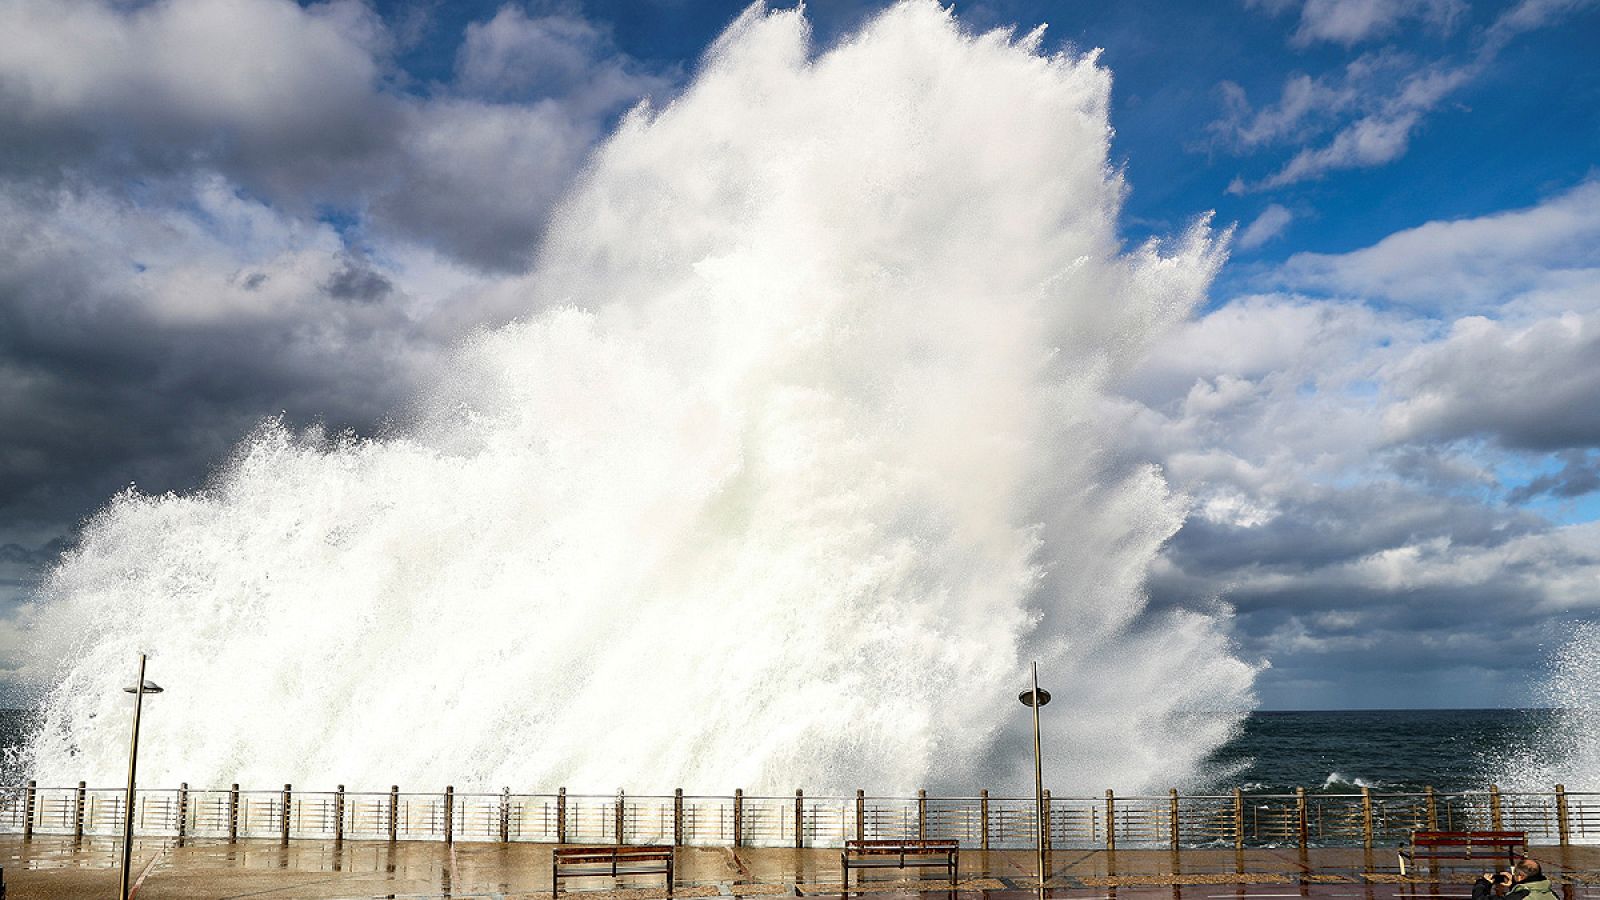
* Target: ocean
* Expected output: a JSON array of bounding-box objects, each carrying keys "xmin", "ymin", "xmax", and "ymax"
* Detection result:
[
  {"xmin": 1204, "ymin": 708, "xmax": 1559, "ymax": 794},
  {"xmin": 0, "ymin": 707, "xmax": 1557, "ymax": 793}
]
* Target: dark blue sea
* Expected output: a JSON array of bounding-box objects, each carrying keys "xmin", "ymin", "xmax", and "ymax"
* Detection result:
[
  {"xmin": 0, "ymin": 707, "xmax": 1553, "ymax": 791},
  {"xmin": 1205, "ymin": 708, "xmax": 1557, "ymax": 793}
]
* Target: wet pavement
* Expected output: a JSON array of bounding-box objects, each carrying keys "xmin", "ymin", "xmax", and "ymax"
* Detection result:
[{"xmin": 1, "ymin": 836, "xmax": 1596, "ymax": 900}]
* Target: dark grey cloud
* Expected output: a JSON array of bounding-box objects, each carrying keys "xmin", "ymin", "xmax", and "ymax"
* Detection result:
[
  {"xmin": 0, "ymin": 176, "xmax": 437, "ymax": 624},
  {"xmin": 1508, "ymin": 451, "xmax": 1600, "ymax": 504},
  {"xmin": 0, "ymin": 0, "xmax": 400, "ymax": 195},
  {"xmin": 0, "ymin": 0, "xmax": 675, "ymax": 271},
  {"xmin": 1383, "ymin": 312, "xmax": 1600, "ymax": 451},
  {"xmin": 1162, "ymin": 482, "xmax": 1534, "ymax": 576},
  {"xmin": 0, "ymin": 0, "xmax": 683, "ymax": 650},
  {"xmin": 1114, "ymin": 183, "xmax": 1600, "ymax": 709},
  {"xmin": 324, "ymin": 256, "xmax": 394, "ymax": 304}
]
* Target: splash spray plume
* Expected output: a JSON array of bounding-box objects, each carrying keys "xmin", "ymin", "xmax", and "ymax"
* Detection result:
[
  {"xmin": 20, "ymin": 0, "xmax": 1256, "ymax": 794},
  {"xmin": 1502, "ymin": 623, "xmax": 1600, "ymax": 790}
]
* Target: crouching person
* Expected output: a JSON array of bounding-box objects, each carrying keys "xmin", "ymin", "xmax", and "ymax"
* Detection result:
[{"xmin": 1474, "ymin": 858, "xmax": 1557, "ymax": 900}]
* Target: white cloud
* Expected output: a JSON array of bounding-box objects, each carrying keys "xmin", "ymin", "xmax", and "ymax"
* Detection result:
[
  {"xmin": 0, "ymin": 0, "xmax": 675, "ymax": 271},
  {"xmin": 1290, "ymin": 0, "xmax": 1465, "ymax": 46},
  {"xmin": 1382, "ymin": 312, "xmax": 1600, "ymax": 450},
  {"xmin": 455, "ymin": 6, "xmax": 672, "ymax": 115},
  {"xmin": 1212, "ymin": 74, "xmax": 1356, "ymax": 150},
  {"xmin": 0, "ymin": 0, "xmax": 388, "ymax": 153},
  {"xmin": 1238, "ymin": 204, "xmax": 1295, "ymax": 249},
  {"xmin": 1222, "ymin": 0, "xmax": 1591, "ymax": 191},
  {"xmin": 1234, "ymin": 63, "xmax": 1472, "ymax": 191},
  {"xmin": 1119, "ymin": 183, "xmax": 1600, "ymax": 699},
  {"xmin": 1271, "ymin": 181, "xmax": 1600, "ymax": 309},
  {"xmin": 1484, "ymin": 0, "xmax": 1600, "ymax": 54}
]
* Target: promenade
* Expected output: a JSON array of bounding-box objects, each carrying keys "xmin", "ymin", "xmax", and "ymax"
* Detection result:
[{"xmin": 3, "ymin": 837, "xmax": 1598, "ymax": 900}]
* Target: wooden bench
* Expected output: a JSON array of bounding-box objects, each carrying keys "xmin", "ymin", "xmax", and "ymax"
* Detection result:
[
  {"xmin": 552, "ymin": 845, "xmax": 673, "ymax": 896},
  {"xmin": 841, "ymin": 839, "xmax": 959, "ymax": 886},
  {"xmin": 1398, "ymin": 831, "xmax": 1526, "ymax": 876}
]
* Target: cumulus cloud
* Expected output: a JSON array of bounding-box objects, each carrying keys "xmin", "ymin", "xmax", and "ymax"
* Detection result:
[
  {"xmin": 1271, "ymin": 181, "xmax": 1600, "ymax": 309},
  {"xmin": 1383, "ymin": 312, "xmax": 1600, "ymax": 450},
  {"xmin": 0, "ymin": 0, "xmax": 394, "ymax": 189},
  {"xmin": 0, "ymin": 0, "xmax": 677, "ymax": 681},
  {"xmin": 0, "ymin": 0, "xmax": 673, "ymax": 269},
  {"xmin": 1118, "ymin": 184, "xmax": 1600, "ymax": 707}
]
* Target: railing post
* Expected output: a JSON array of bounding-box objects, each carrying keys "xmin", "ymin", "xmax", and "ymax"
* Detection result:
[
  {"xmin": 1171, "ymin": 784, "xmax": 1184, "ymax": 845},
  {"xmin": 389, "ymin": 786, "xmax": 399, "ymax": 842},
  {"xmin": 918, "ymin": 789, "xmax": 927, "ymax": 840},
  {"xmin": 672, "ymin": 789, "xmax": 683, "ymax": 846},
  {"xmin": 794, "ymin": 790, "xmax": 804, "ymax": 849},
  {"xmin": 1296, "ymin": 787, "xmax": 1308, "ymax": 848},
  {"xmin": 443, "ymin": 786, "xmax": 454, "ymax": 844},
  {"xmin": 1556, "ymin": 785, "xmax": 1570, "ymax": 846},
  {"xmin": 229, "ymin": 784, "xmax": 240, "ymax": 843},
  {"xmin": 1232, "ymin": 787, "xmax": 1244, "ymax": 850},
  {"xmin": 281, "ymin": 784, "xmax": 292, "ymax": 844},
  {"xmin": 74, "ymin": 781, "xmax": 86, "ymax": 840},
  {"xmin": 615, "ymin": 789, "xmax": 625, "ymax": 844},
  {"xmin": 1489, "ymin": 784, "xmax": 1503, "ymax": 830},
  {"xmin": 1042, "ymin": 789, "xmax": 1052, "ymax": 853},
  {"xmin": 1105, "ymin": 789, "xmax": 1116, "ymax": 851},
  {"xmin": 177, "ymin": 783, "xmax": 188, "ymax": 842},
  {"xmin": 22, "ymin": 780, "xmax": 35, "ymax": 840},
  {"xmin": 335, "ymin": 785, "xmax": 345, "ymax": 844},
  {"xmin": 556, "ymin": 787, "xmax": 566, "ymax": 844},
  {"xmin": 855, "ymin": 789, "xmax": 865, "ymax": 841},
  {"xmin": 1425, "ymin": 786, "xmax": 1438, "ymax": 831},
  {"xmin": 1361, "ymin": 787, "xmax": 1373, "ymax": 849},
  {"xmin": 733, "ymin": 788, "xmax": 743, "ymax": 848},
  {"xmin": 980, "ymin": 790, "xmax": 990, "ymax": 851},
  {"xmin": 500, "ymin": 787, "xmax": 511, "ymax": 844}
]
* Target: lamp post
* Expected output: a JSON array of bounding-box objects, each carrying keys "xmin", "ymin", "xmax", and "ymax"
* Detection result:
[
  {"xmin": 1017, "ymin": 662, "xmax": 1050, "ymax": 893},
  {"xmin": 121, "ymin": 654, "xmax": 162, "ymax": 900}
]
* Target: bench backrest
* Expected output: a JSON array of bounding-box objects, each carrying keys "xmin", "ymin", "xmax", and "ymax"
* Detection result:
[
  {"xmin": 1412, "ymin": 831, "xmax": 1527, "ymax": 847},
  {"xmin": 844, "ymin": 839, "xmax": 959, "ymax": 854},
  {"xmin": 554, "ymin": 845, "xmax": 673, "ymax": 863}
]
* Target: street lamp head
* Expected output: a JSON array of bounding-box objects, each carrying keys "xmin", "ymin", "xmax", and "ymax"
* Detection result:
[
  {"xmin": 1017, "ymin": 688, "xmax": 1050, "ymax": 708},
  {"xmin": 123, "ymin": 680, "xmax": 163, "ymax": 694}
]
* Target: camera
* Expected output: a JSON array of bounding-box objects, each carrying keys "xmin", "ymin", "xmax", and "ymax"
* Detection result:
[{"xmin": 1493, "ymin": 872, "xmax": 1514, "ymax": 885}]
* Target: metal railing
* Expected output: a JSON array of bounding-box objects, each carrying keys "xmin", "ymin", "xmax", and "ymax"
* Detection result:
[{"xmin": 1, "ymin": 781, "xmax": 1593, "ymax": 848}]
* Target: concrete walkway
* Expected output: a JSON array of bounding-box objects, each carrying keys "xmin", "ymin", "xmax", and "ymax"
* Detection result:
[{"xmin": 2, "ymin": 836, "xmax": 1597, "ymax": 900}]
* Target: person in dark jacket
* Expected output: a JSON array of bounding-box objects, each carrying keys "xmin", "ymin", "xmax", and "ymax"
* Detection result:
[{"xmin": 1473, "ymin": 858, "xmax": 1558, "ymax": 900}]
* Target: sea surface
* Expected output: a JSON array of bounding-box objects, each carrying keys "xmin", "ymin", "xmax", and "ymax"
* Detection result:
[
  {"xmin": 1202, "ymin": 708, "xmax": 1558, "ymax": 794},
  {"xmin": 0, "ymin": 707, "xmax": 1556, "ymax": 792}
]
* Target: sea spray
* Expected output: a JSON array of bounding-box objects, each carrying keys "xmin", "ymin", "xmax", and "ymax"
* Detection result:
[
  {"xmin": 17, "ymin": 0, "xmax": 1257, "ymax": 794},
  {"xmin": 1500, "ymin": 622, "xmax": 1600, "ymax": 790}
]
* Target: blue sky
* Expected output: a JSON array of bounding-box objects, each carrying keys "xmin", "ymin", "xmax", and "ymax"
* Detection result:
[{"xmin": 0, "ymin": 0, "xmax": 1597, "ymax": 712}]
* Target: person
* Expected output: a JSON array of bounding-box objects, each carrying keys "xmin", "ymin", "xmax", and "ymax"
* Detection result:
[{"xmin": 1473, "ymin": 857, "xmax": 1558, "ymax": 900}]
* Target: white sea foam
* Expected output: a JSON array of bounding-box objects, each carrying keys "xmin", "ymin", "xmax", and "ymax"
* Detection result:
[
  {"xmin": 1320, "ymin": 771, "xmax": 1380, "ymax": 791},
  {"xmin": 16, "ymin": 1, "xmax": 1257, "ymax": 794}
]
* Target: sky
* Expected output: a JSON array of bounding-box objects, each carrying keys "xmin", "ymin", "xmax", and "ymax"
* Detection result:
[{"xmin": 0, "ymin": 0, "xmax": 1597, "ymax": 711}]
